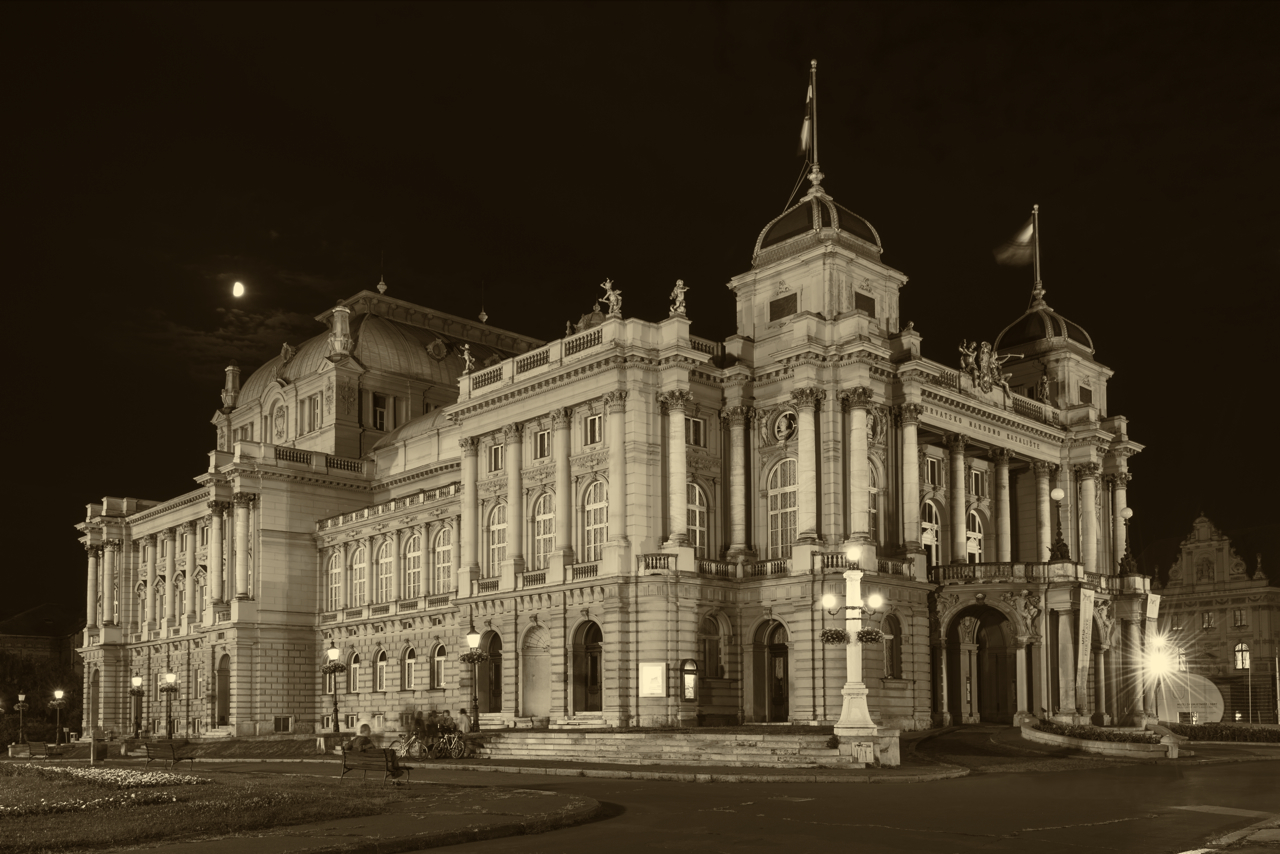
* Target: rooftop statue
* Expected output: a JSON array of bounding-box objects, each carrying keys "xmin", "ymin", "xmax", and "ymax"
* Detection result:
[
  {"xmin": 962, "ymin": 340, "xmax": 1021, "ymax": 396},
  {"xmin": 600, "ymin": 278, "xmax": 623, "ymax": 317},
  {"xmin": 462, "ymin": 343, "xmax": 474, "ymax": 375},
  {"xmin": 670, "ymin": 279, "xmax": 688, "ymax": 316}
]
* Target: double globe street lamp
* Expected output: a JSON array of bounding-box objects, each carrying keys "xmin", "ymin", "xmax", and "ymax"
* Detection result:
[
  {"xmin": 50, "ymin": 690, "xmax": 68, "ymax": 745},
  {"xmin": 129, "ymin": 676, "xmax": 145, "ymax": 738},
  {"xmin": 160, "ymin": 673, "xmax": 179, "ymax": 738},
  {"xmin": 322, "ymin": 641, "xmax": 347, "ymax": 734},
  {"xmin": 460, "ymin": 616, "xmax": 487, "ymax": 735},
  {"xmin": 14, "ymin": 692, "xmax": 29, "ymax": 744}
]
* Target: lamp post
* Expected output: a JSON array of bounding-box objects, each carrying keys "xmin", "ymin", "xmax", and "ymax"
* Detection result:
[
  {"xmin": 1048, "ymin": 487, "xmax": 1071, "ymax": 560},
  {"xmin": 51, "ymin": 690, "xmax": 68, "ymax": 746},
  {"xmin": 466, "ymin": 619, "xmax": 483, "ymax": 734},
  {"xmin": 15, "ymin": 692, "xmax": 29, "ymax": 744},
  {"xmin": 821, "ymin": 563, "xmax": 885, "ymax": 738},
  {"xmin": 161, "ymin": 673, "xmax": 178, "ymax": 737},
  {"xmin": 1118, "ymin": 507, "xmax": 1139, "ymax": 574},
  {"xmin": 129, "ymin": 675, "xmax": 144, "ymax": 738},
  {"xmin": 323, "ymin": 641, "xmax": 345, "ymax": 734}
]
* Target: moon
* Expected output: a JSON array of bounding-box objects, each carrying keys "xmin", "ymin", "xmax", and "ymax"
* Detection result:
[{"xmin": 232, "ymin": 281, "xmax": 245, "ymax": 297}]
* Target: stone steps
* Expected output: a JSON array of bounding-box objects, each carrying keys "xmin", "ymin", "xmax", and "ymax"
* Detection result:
[{"xmin": 472, "ymin": 731, "xmax": 854, "ymax": 767}]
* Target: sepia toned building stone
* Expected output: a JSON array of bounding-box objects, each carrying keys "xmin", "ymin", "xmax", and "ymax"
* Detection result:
[{"xmin": 76, "ymin": 167, "xmax": 1165, "ymax": 752}]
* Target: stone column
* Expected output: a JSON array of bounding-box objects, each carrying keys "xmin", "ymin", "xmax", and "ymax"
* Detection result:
[
  {"xmin": 901, "ymin": 404, "xmax": 923, "ymax": 550},
  {"xmin": 1015, "ymin": 637, "xmax": 1030, "ymax": 721},
  {"xmin": 946, "ymin": 434, "xmax": 967, "ymax": 562},
  {"xmin": 1123, "ymin": 618, "xmax": 1143, "ymax": 723},
  {"xmin": 1057, "ymin": 609, "xmax": 1076, "ymax": 715},
  {"xmin": 1142, "ymin": 620, "xmax": 1157, "ymax": 718},
  {"xmin": 459, "ymin": 437, "xmax": 479, "ymax": 593},
  {"xmin": 1034, "ymin": 462, "xmax": 1053, "ymax": 561},
  {"xmin": 1078, "ymin": 463, "xmax": 1100, "ymax": 575},
  {"xmin": 843, "ymin": 387, "xmax": 872, "ymax": 542},
  {"xmin": 992, "ymin": 448, "xmax": 1011, "ymax": 562},
  {"xmin": 604, "ymin": 391, "xmax": 629, "ymax": 543},
  {"xmin": 552, "ymin": 409, "xmax": 573, "ymax": 560},
  {"xmin": 232, "ymin": 493, "xmax": 253, "ymax": 599},
  {"xmin": 1093, "ymin": 649, "xmax": 1108, "ymax": 723},
  {"xmin": 659, "ymin": 390, "xmax": 692, "ymax": 546},
  {"xmin": 504, "ymin": 423, "xmax": 525, "ymax": 561},
  {"xmin": 208, "ymin": 503, "xmax": 225, "ymax": 604},
  {"xmin": 791, "ymin": 387, "xmax": 825, "ymax": 542},
  {"xmin": 103, "ymin": 540, "xmax": 119, "ymax": 626},
  {"xmin": 183, "ymin": 521, "xmax": 197, "ymax": 621},
  {"xmin": 164, "ymin": 528, "xmax": 177, "ymax": 620},
  {"xmin": 391, "ymin": 528, "xmax": 402, "ymax": 602},
  {"xmin": 145, "ymin": 534, "xmax": 158, "ymax": 626},
  {"xmin": 1111, "ymin": 472, "xmax": 1130, "ymax": 568},
  {"xmin": 86, "ymin": 545, "xmax": 100, "ymax": 629},
  {"xmin": 933, "ymin": 640, "xmax": 949, "ymax": 725},
  {"xmin": 725, "ymin": 406, "xmax": 751, "ymax": 553}
]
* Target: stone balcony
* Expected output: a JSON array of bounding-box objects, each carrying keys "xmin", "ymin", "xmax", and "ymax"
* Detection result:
[{"xmin": 931, "ymin": 561, "xmax": 1152, "ymax": 594}]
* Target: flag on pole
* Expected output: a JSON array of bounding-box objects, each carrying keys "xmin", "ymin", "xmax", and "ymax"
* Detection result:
[
  {"xmin": 798, "ymin": 82, "xmax": 813, "ymax": 157},
  {"xmin": 993, "ymin": 217, "xmax": 1035, "ymax": 266}
]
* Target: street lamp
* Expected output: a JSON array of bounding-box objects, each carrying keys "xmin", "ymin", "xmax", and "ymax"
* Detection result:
[
  {"xmin": 129, "ymin": 675, "xmax": 145, "ymax": 738},
  {"xmin": 821, "ymin": 567, "xmax": 884, "ymax": 739},
  {"xmin": 15, "ymin": 692, "xmax": 29, "ymax": 744},
  {"xmin": 465, "ymin": 619, "xmax": 484, "ymax": 734},
  {"xmin": 1147, "ymin": 633, "xmax": 1176, "ymax": 723},
  {"xmin": 51, "ymin": 690, "xmax": 68, "ymax": 746},
  {"xmin": 1118, "ymin": 507, "xmax": 1139, "ymax": 575},
  {"xmin": 1048, "ymin": 487, "xmax": 1072, "ymax": 560},
  {"xmin": 322, "ymin": 641, "xmax": 346, "ymax": 734},
  {"xmin": 160, "ymin": 673, "xmax": 179, "ymax": 738}
]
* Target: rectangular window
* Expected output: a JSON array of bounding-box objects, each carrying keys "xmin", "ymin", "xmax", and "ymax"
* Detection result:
[
  {"xmin": 970, "ymin": 470, "xmax": 986, "ymax": 497},
  {"xmin": 345, "ymin": 714, "xmax": 357, "ymax": 730},
  {"xmin": 489, "ymin": 444, "xmax": 504, "ymax": 472},
  {"xmin": 1202, "ymin": 611, "xmax": 1215, "ymax": 629},
  {"xmin": 854, "ymin": 291, "xmax": 876, "ymax": 317},
  {"xmin": 1079, "ymin": 386, "xmax": 1093, "ymax": 404},
  {"xmin": 273, "ymin": 716, "xmax": 292, "ymax": 734},
  {"xmin": 925, "ymin": 457, "xmax": 942, "ymax": 487},
  {"xmin": 432, "ymin": 651, "xmax": 445, "ymax": 689},
  {"xmin": 535, "ymin": 430, "xmax": 551, "ymax": 459},
  {"xmin": 308, "ymin": 395, "xmax": 321, "ymax": 433},
  {"xmin": 373, "ymin": 393, "xmax": 388, "ymax": 431},
  {"xmin": 375, "ymin": 657, "xmax": 386, "ymax": 692},
  {"xmin": 200, "ymin": 526, "xmax": 208, "ymax": 547},
  {"xmin": 685, "ymin": 417, "xmax": 706, "ymax": 448},
  {"xmin": 585, "ymin": 414, "xmax": 603, "ymax": 445},
  {"xmin": 405, "ymin": 658, "xmax": 416, "ymax": 691},
  {"xmin": 1233, "ymin": 609, "xmax": 1247, "ymax": 627},
  {"xmin": 405, "ymin": 548, "xmax": 422, "ymax": 600},
  {"xmin": 769, "ymin": 293, "xmax": 797, "ymax": 322},
  {"xmin": 322, "ymin": 715, "xmax": 332, "ymax": 730},
  {"xmin": 373, "ymin": 713, "xmax": 385, "ymax": 729}
]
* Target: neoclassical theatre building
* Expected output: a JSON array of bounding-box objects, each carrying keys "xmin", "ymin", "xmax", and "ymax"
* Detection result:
[{"xmin": 77, "ymin": 168, "xmax": 1162, "ymax": 742}]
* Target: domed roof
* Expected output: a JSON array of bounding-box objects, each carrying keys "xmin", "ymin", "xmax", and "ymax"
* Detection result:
[
  {"xmin": 753, "ymin": 169, "xmax": 882, "ymax": 267},
  {"xmin": 994, "ymin": 285, "xmax": 1095, "ymax": 355},
  {"xmin": 371, "ymin": 407, "xmax": 451, "ymax": 451}
]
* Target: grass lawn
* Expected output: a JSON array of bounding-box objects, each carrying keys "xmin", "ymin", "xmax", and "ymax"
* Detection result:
[{"xmin": 0, "ymin": 763, "xmax": 432, "ymax": 854}]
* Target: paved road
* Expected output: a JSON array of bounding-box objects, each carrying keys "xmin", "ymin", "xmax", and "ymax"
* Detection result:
[{"xmin": 414, "ymin": 729, "xmax": 1276, "ymax": 854}]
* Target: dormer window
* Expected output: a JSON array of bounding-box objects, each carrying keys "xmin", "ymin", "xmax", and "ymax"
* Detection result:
[{"xmin": 373, "ymin": 394, "xmax": 388, "ymax": 431}]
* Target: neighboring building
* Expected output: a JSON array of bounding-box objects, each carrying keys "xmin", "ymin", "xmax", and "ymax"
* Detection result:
[
  {"xmin": 76, "ymin": 166, "xmax": 1162, "ymax": 744},
  {"xmin": 1156, "ymin": 516, "xmax": 1278, "ymax": 724},
  {"xmin": 0, "ymin": 603, "xmax": 85, "ymax": 668}
]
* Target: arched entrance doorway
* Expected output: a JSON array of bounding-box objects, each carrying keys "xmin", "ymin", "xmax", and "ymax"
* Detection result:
[
  {"xmin": 521, "ymin": 625, "xmax": 551, "ymax": 721},
  {"xmin": 946, "ymin": 606, "xmax": 1016, "ymax": 724},
  {"xmin": 752, "ymin": 621, "xmax": 789, "ymax": 722},
  {"xmin": 215, "ymin": 654, "xmax": 231, "ymax": 727},
  {"xmin": 89, "ymin": 669, "xmax": 100, "ymax": 737},
  {"xmin": 479, "ymin": 633, "xmax": 503, "ymax": 713},
  {"xmin": 572, "ymin": 621, "xmax": 603, "ymax": 713}
]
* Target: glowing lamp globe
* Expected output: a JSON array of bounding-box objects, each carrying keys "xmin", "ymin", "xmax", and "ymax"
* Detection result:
[
  {"xmin": 327, "ymin": 643, "xmax": 339, "ymax": 663},
  {"xmin": 467, "ymin": 628, "xmax": 482, "ymax": 649},
  {"xmin": 866, "ymin": 593, "xmax": 884, "ymax": 610},
  {"xmin": 54, "ymin": 690, "xmax": 64, "ymax": 700},
  {"xmin": 165, "ymin": 673, "xmax": 176, "ymax": 685},
  {"xmin": 822, "ymin": 593, "xmax": 838, "ymax": 610},
  {"xmin": 1050, "ymin": 488, "xmax": 1065, "ymax": 501},
  {"xmin": 132, "ymin": 676, "xmax": 142, "ymax": 688},
  {"xmin": 1121, "ymin": 507, "xmax": 1134, "ymax": 521}
]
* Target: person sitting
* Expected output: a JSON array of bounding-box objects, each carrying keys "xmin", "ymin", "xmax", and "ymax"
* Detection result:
[
  {"xmin": 456, "ymin": 708, "xmax": 473, "ymax": 735},
  {"xmin": 439, "ymin": 710, "xmax": 456, "ymax": 732},
  {"xmin": 348, "ymin": 724, "xmax": 404, "ymax": 779}
]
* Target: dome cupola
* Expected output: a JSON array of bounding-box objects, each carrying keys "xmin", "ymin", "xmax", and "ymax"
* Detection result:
[
  {"xmin": 994, "ymin": 283, "xmax": 1095, "ymax": 356},
  {"xmin": 752, "ymin": 167, "xmax": 882, "ymax": 268}
]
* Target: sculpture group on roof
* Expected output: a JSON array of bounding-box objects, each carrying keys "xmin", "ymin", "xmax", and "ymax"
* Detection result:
[{"xmin": 959, "ymin": 339, "xmax": 1020, "ymax": 398}]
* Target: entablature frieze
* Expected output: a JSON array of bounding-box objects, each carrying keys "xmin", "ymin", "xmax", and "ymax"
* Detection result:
[
  {"xmin": 451, "ymin": 352, "xmax": 632, "ymax": 420},
  {"xmin": 918, "ymin": 389, "xmax": 1063, "ymax": 453}
]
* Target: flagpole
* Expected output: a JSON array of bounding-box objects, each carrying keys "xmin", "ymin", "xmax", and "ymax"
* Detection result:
[
  {"xmin": 1032, "ymin": 204, "xmax": 1041, "ymax": 288},
  {"xmin": 810, "ymin": 59, "xmax": 818, "ymax": 169}
]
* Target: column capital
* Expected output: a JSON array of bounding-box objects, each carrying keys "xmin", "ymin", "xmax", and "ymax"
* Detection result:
[
  {"xmin": 1105, "ymin": 471, "xmax": 1132, "ymax": 486},
  {"xmin": 658, "ymin": 389, "xmax": 692, "ymax": 413},
  {"xmin": 144, "ymin": 533, "xmax": 158, "ymax": 546},
  {"xmin": 181, "ymin": 519, "xmax": 198, "ymax": 534},
  {"xmin": 603, "ymin": 389, "xmax": 629, "ymax": 411},
  {"xmin": 1032, "ymin": 460, "xmax": 1056, "ymax": 476},
  {"xmin": 723, "ymin": 405, "xmax": 752, "ymax": 426},
  {"xmin": 944, "ymin": 433, "xmax": 967, "ymax": 453},
  {"xmin": 232, "ymin": 492, "xmax": 256, "ymax": 508},
  {"xmin": 207, "ymin": 499, "xmax": 229, "ymax": 514},
  {"xmin": 84, "ymin": 543, "xmax": 102, "ymax": 557},
  {"xmin": 899, "ymin": 402, "xmax": 924, "ymax": 424},
  {"xmin": 550, "ymin": 407, "xmax": 571, "ymax": 427},
  {"xmin": 458, "ymin": 436, "xmax": 480, "ymax": 454},
  {"xmin": 104, "ymin": 539, "xmax": 122, "ymax": 553},
  {"xmin": 839, "ymin": 386, "xmax": 874, "ymax": 411},
  {"xmin": 989, "ymin": 447, "xmax": 1012, "ymax": 465},
  {"xmin": 1075, "ymin": 462, "xmax": 1101, "ymax": 481},
  {"xmin": 162, "ymin": 526, "xmax": 178, "ymax": 540},
  {"xmin": 790, "ymin": 386, "xmax": 826, "ymax": 411},
  {"xmin": 502, "ymin": 422, "xmax": 524, "ymax": 441}
]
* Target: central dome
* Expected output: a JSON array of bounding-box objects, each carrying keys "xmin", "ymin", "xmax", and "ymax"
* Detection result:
[
  {"xmin": 753, "ymin": 169, "xmax": 882, "ymax": 267},
  {"xmin": 994, "ymin": 285, "xmax": 1095, "ymax": 356}
]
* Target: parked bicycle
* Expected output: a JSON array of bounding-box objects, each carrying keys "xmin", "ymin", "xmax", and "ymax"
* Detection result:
[
  {"xmin": 432, "ymin": 729, "xmax": 467, "ymax": 759},
  {"xmin": 388, "ymin": 732, "xmax": 428, "ymax": 760}
]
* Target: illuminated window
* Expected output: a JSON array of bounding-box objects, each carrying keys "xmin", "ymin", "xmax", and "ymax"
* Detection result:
[
  {"xmin": 583, "ymin": 481, "xmax": 608, "ymax": 562},
  {"xmin": 688, "ymin": 483, "xmax": 708, "ymax": 558},
  {"xmin": 534, "ymin": 493, "xmax": 555, "ymax": 570},
  {"xmin": 487, "ymin": 504, "xmax": 507, "ymax": 577},
  {"xmin": 768, "ymin": 459, "xmax": 798, "ymax": 559},
  {"xmin": 375, "ymin": 542, "xmax": 392, "ymax": 603},
  {"xmin": 1202, "ymin": 611, "xmax": 1215, "ymax": 630},
  {"xmin": 967, "ymin": 512, "xmax": 985, "ymax": 563},
  {"xmin": 432, "ymin": 529, "xmax": 452, "ymax": 595},
  {"xmin": 403, "ymin": 535, "xmax": 422, "ymax": 599},
  {"xmin": 921, "ymin": 501, "xmax": 940, "ymax": 567},
  {"xmin": 1233, "ymin": 609, "xmax": 1247, "ymax": 627},
  {"xmin": 1235, "ymin": 643, "xmax": 1250, "ymax": 670}
]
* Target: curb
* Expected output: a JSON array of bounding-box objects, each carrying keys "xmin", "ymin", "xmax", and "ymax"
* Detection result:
[{"xmin": 424, "ymin": 762, "xmax": 970, "ymax": 784}]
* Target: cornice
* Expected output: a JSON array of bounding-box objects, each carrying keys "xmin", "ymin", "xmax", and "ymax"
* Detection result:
[
  {"xmin": 128, "ymin": 490, "xmax": 211, "ymax": 527},
  {"xmin": 920, "ymin": 388, "xmax": 1063, "ymax": 445}
]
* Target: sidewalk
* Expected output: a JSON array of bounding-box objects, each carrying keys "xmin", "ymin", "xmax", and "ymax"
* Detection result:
[{"xmin": 986, "ymin": 725, "xmax": 1280, "ymax": 766}]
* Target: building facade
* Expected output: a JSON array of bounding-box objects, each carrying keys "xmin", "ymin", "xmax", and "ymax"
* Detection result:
[
  {"xmin": 77, "ymin": 168, "xmax": 1163, "ymax": 743},
  {"xmin": 1156, "ymin": 517, "xmax": 1278, "ymax": 724}
]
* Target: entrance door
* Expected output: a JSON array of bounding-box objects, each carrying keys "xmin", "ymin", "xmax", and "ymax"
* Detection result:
[
  {"xmin": 215, "ymin": 654, "xmax": 230, "ymax": 727},
  {"xmin": 752, "ymin": 622, "xmax": 789, "ymax": 722},
  {"xmin": 521, "ymin": 625, "xmax": 551, "ymax": 720},
  {"xmin": 768, "ymin": 629, "xmax": 789, "ymax": 722},
  {"xmin": 484, "ymin": 635, "xmax": 503, "ymax": 713},
  {"xmin": 573, "ymin": 621, "xmax": 603, "ymax": 713}
]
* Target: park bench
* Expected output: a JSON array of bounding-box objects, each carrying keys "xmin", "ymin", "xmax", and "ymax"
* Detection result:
[
  {"xmin": 340, "ymin": 746, "xmax": 409, "ymax": 784},
  {"xmin": 144, "ymin": 739, "xmax": 198, "ymax": 770},
  {"xmin": 28, "ymin": 743, "xmax": 66, "ymax": 760}
]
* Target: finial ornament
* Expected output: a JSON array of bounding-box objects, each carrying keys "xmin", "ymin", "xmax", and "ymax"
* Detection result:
[
  {"xmin": 669, "ymin": 279, "xmax": 688, "ymax": 316},
  {"xmin": 377, "ymin": 275, "xmax": 387, "ymax": 295},
  {"xmin": 600, "ymin": 279, "xmax": 623, "ymax": 317}
]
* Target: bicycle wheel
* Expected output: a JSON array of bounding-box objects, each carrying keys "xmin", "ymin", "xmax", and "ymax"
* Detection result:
[
  {"xmin": 389, "ymin": 739, "xmax": 406, "ymax": 757},
  {"xmin": 448, "ymin": 737, "xmax": 465, "ymax": 759},
  {"xmin": 407, "ymin": 739, "xmax": 426, "ymax": 760}
]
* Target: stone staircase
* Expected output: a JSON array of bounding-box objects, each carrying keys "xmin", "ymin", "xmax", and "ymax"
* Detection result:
[{"xmin": 470, "ymin": 730, "xmax": 854, "ymax": 767}]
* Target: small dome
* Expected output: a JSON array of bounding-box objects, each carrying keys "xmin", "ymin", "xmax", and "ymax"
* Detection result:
[
  {"xmin": 753, "ymin": 170, "xmax": 882, "ymax": 267},
  {"xmin": 994, "ymin": 286, "xmax": 1094, "ymax": 355}
]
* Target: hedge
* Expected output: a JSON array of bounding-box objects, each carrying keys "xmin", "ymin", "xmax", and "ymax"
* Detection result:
[
  {"xmin": 1162, "ymin": 723, "xmax": 1280, "ymax": 743},
  {"xmin": 1033, "ymin": 721, "xmax": 1162, "ymax": 744}
]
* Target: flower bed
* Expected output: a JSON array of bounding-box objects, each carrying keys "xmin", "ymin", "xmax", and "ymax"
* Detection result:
[
  {"xmin": 1162, "ymin": 723, "xmax": 1280, "ymax": 743},
  {"xmin": 1033, "ymin": 722, "xmax": 1161, "ymax": 744},
  {"xmin": 2, "ymin": 764, "xmax": 211, "ymax": 789}
]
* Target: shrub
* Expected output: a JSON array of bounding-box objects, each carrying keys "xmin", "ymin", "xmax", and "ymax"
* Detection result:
[
  {"xmin": 1162, "ymin": 723, "xmax": 1280, "ymax": 743},
  {"xmin": 1033, "ymin": 721, "xmax": 1161, "ymax": 744}
]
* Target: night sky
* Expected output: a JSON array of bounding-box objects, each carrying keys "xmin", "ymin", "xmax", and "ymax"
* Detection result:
[{"xmin": 10, "ymin": 1, "xmax": 1277, "ymax": 621}]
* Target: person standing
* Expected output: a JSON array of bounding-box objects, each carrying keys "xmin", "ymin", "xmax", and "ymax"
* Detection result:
[{"xmin": 456, "ymin": 708, "xmax": 472, "ymax": 735}]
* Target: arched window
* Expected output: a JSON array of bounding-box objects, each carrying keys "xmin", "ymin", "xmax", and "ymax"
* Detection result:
[
  {"xmin": 375, "ymin": 650, "xmax": 387, "ymax": 691},
  {"xmin": 583, "ymin": 481, "xmax": 608, "ymax": 562},
  {"xmin": 432, "ymin": 529, "xmax": 452, "ymax": 595},
  {"xmin": 768, "ymin": 459, "xmax": 798, "ymax": 559},
  {"xmin": 921, "ymin": 502, "xmax": 940, "ymax": 567},
  {"xmin": 326, "ymin": 554, "xmax": 342, "ymax": 612},
  {"xmin": 534, "ymin": 492, "xmax": 555, "ymax": 570},
  {"xmin": 404, "ymin": 647, "xmax": 417, "ymax": 690},
  {"xmin": 375, "ymin": 541, "xmax": 393, "ymax": 603},
  {"xmin": 350, "ymin": 547, "xmax": 367, "ymax": 606},
  {"xmin": 868, "ymin": 466, "xmax": 880, "ymax": 543},
  {"xmin": 349, "ymin": 653, "xmax": 361, "ymax": 693},
  {"xmin": 699, "ymin": 615, "xmax": 723, "ymax": 678},
  {"xmin": 487, "ymin": 504, "xmax": 507, "ymax": 577},
  {"xmin": 688, "ymin": 483, "xmax": 709, "ymax": 558},
  {"xmin": 967, "ymin": 512, "xmax": 985, "ymax": 563},
  {"xmin": 403, "ymin": 535, "xmax": 422, "ymax": 599},
  {"xmin": 432, "ymin": 645, "xmax": 447, "ymax": 689},
  {"xmin": 1235, "ymin": 643, "xmax": 1251, "ymax": 670},
  {"xmin": 883, "ymin": 614, "xmax": 903, "ymax": 679}
]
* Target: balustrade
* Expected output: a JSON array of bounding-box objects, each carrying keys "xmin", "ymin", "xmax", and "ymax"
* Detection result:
[{"xmin": 569, "ymin": 563, "xmax": 599, "ymax": 580}]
